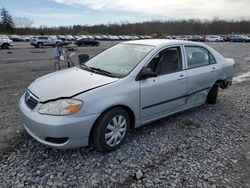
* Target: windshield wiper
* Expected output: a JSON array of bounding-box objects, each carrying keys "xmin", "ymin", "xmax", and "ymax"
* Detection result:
[
  {"xmin": 80, "ymin": 64, "xmax": 92, "ymax": 71},
  {"xmin": 81, "ymin": 64, "xmax": 117, "ymax": 77},
  {"xmin": 88, "ymin": 67, "xmax": 116, "ymax": 77}
]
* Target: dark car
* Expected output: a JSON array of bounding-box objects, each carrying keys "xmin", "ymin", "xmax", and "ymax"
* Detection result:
[
  {"xmin": 230, "ymin": 35, "xmax": 249, "ymax": 42},
  {"xmin": 188, "ymin": 35, "xmax": 206, "ymax": 42},
  {"xmin": 75, "ymin": 39, "xmax": 100, "ymax": 47}
]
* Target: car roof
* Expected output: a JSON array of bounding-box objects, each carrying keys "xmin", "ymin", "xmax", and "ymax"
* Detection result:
[{"xmin": 123, "ymin": 39, "xmax": 197, "ymax": 47}]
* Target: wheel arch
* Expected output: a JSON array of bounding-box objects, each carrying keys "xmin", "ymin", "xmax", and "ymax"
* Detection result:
[
  {"xmin": 1, "ymin": 43, "xmax": 10, "ymax": 48},
  {"xmin": 214, "ymin": 79, "xmax": 230, "ymax": 89},
  {"xmin": 88, "ymin": 105, "xmax": 136, "ymax": 146}
]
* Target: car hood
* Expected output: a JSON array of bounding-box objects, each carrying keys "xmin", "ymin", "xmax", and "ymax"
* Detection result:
[{"xmin": 28, "ymin": 67, "xmax": 119, "ymax": 102}]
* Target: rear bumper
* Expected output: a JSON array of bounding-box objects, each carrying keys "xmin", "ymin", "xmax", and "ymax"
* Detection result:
[{"xmin": 19, "ymin": 94, "xmax": 99, "ymax": 149}]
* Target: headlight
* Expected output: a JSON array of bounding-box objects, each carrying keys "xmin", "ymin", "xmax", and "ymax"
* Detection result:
[{"xmin": 39, "ymin": 99, "xmax": 83, "ymax": 115}]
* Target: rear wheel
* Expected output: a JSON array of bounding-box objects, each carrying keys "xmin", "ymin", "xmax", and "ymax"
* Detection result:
[
  {"xmin": 206, "ymin": 85, "xmax": 218, "ymax": 104},
  {"xmin": 91, "ymin": 107, "xmax": 130, "ymax": 152}
]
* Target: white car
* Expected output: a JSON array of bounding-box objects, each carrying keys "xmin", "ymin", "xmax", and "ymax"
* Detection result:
[
  {"xmin": 206, "ymin": 35, "xmax": 224, "ymax": 42},
  {"xmin": 30, "ymin": 36, "xmax": 62, "ymax": 48},
  {"xmin": 0, "ymin": 35, "xmax": 13, "ymax": 49}
]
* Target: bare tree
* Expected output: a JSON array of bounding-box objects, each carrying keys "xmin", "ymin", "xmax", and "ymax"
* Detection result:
[{"xmin": 14, "ymin": 17, "xmax": 34, "ymax": 28}]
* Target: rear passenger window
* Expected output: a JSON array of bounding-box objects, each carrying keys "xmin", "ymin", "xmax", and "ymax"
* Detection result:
[{"xmin": 185, "ymin": 46, "xmax": 215, "ymax": 69}]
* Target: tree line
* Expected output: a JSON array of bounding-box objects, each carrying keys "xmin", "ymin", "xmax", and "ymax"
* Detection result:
[{"xmin": 1, "ymin": 7, "xmax": 250, "ymax": 36}]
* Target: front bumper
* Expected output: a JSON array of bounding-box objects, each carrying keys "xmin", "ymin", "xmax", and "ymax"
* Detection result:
[{"xmin": 19, "ymin": 94, "xmax": 99, "ymax": 149}]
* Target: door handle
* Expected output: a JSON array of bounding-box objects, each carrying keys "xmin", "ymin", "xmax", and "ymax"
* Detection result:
[
  {"xmin": 211, "ymin": 67, "xmax": 217, "ymax": 72},
  {"xmin": 178, "ymin": 74, "xmax": 186, "ymax": 80}
]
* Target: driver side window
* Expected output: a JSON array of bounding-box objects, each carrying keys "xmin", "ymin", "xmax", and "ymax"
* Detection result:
[{"xmin": 147, "ymin": 46, "xmax": 183, "ymax": 75}]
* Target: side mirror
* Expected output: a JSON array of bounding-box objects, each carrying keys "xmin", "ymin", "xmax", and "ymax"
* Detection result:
[
  {"xmin": 138, "ymin": 67, "xmax": 157, "ymax": 80},
  {"xmin": 78, "ymin": 54, "xmax": 89, "ymax": 66}
]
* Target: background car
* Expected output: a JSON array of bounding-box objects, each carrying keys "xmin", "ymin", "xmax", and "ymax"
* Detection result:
[
  {"xmin": 189, "ymin": 35, "xmax": 206, "ymax": 42},
  {"xmin": 30, "ymin": 36, "xmax": 62, "ymax": 48},
  {"xmin": 230, "ymin": 35, "xmax": 247, "ymax": 42},
  {"xmin": 75, "ymin": 38, "xmax": 100, "ymax": 46},
  {"xmin": 175, "ymin": 35, "xmax": 188, "ymax": 40},
  {"xmin": 0, "ymin": 35, "xmax": 13, "ymax": 49},
  {"xmin": 206, "ymin": 35, "xmax": 224, "ymax": 42}
]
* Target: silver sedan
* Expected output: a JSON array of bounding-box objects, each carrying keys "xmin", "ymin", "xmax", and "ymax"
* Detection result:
[{"xmin": 19, "ymin": 39, "xmax": 235, "ymax": 151}]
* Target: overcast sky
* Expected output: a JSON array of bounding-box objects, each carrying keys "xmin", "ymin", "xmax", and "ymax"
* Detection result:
[{"xmin": 1, "ymin": 0, "xmax": 250, "ymax": 27}]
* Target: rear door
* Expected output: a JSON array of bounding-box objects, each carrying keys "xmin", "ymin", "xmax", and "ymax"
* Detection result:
[
  {"xmin": 140, "ymin": 46, "xmax": 188, "ymax": 123},
  {"xmin": 184, "ymin": 46, "xmax": 219, "ymax": 104}
]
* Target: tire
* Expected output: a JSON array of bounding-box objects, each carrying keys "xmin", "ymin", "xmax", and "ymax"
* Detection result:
[
  {"xmin": 2, "ymin": 43, "xmax": 9, "ymax": 49},
  {"xmin": 206, "ymin": 85, "xmax": 218, "ymax": 104},
  {"xmin": 91, "ymin": 107, "xmax": 130, "ymax": 152},
  {"xmin": 38, "ymin": 43, "xmax": 43, "ymax": 48}
]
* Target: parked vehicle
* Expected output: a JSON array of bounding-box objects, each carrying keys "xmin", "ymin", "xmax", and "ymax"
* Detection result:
[
  {"xmin": 9, "ymin": 35, "xmax": 24, "ymax": 42},
  {"xmin": 75, "ymin": 38, "xmax": 100, "ymax": 47},
  {"xmin": 0, "ymin": 35, "xmax": 13, "ymax": 49},
  {"xmin": 65, "ymin": 35, "xmax": 75, "ymax": 41},
  {"xmin": 189, "ymin": 35, "xmax": 206, "ymax": 42},
  {"xmin": 19, "ymin": 39, "xmax": 235, "ymax": 151},
  {"xmin": 21, "ymin": 35, "xmax": 32, "ymax": 42},
  {"xmin": 230, "ymin": 35, "xmax": 247, "ymax": 42},
  {"xmin": 57, "ymin": 35, "xmax": 66, "ymax": 41},
  {"xmin": 30, "ymin": 36, "xmax": 62, "ymax": 48},
  {"xmin": 206, "ymin": 35, "xmax": 224, "ymax": 42},
  {"xmin": 243, "ymin": 36, "xmax": 250, "ymax": 42},
  {"xmin": 175, "ymin": 35, "xmax": 188, "ymax": 40}
]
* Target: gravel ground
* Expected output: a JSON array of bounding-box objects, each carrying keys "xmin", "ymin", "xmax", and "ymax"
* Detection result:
[{"xmin": 0, "ymin": 41, "xmax": 250, "ymax": 187}]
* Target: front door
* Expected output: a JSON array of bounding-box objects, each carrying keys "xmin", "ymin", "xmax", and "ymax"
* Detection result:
[{"xmin": 140, "ymin": 46, "xmax": 188, "ymax": 123}]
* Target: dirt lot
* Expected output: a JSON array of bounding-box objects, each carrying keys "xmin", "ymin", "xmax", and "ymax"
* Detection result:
[{"xmin": 0, "ymin": 41, "xmax": 250, "ymax": 187}]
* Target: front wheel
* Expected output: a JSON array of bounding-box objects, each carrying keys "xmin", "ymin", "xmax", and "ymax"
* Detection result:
[
  {"xmin": 91, "ymin": 107, "xmax": 130, "ymax": 152},
  {"xmin": 2, "ymin": 44, "xmax": 9, "ymax": 49},
  {"xmin": 206, "ymin": 85, "xmax": 218, "ymax": 104},
  {"xmin": 38, "ymin": 43, "xmax": 43, "ymax": 48}
]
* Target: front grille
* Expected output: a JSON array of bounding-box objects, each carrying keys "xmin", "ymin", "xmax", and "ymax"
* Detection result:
[{"xmin": 25, "ymin": 91, "xmax": 38, "ymax": 109}]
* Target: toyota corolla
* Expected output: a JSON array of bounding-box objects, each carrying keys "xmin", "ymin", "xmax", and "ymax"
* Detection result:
[{"xmin": 19, "ymin": 39, "xmax": 235, "ymax": 151}]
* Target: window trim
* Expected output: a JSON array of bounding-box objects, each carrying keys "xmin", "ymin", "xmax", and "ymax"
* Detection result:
[{"xmin": 184, "ymin": 45, "xmax": 217, "ymax": 70}]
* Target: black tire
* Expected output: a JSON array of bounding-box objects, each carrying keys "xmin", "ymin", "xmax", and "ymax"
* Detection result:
[
  {"xmin": 91, "ymin": 107, "xmax": 130, "ymax": 152},
  {"xmin": 2, "ymin": 43, "xmax": 9, "ymax": 49},
  {"xmin": 38, "ymin": 43, "xmax": 43, "ymax": 48},
  {"xmin": 206, "ymin": 85, "xmax": 218, "ymax": 104}
]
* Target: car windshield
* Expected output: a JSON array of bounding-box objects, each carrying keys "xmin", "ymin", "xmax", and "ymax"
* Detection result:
[{"xmin": 83, "ymin": 43, "xmax": 154, "ymax": 78}]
